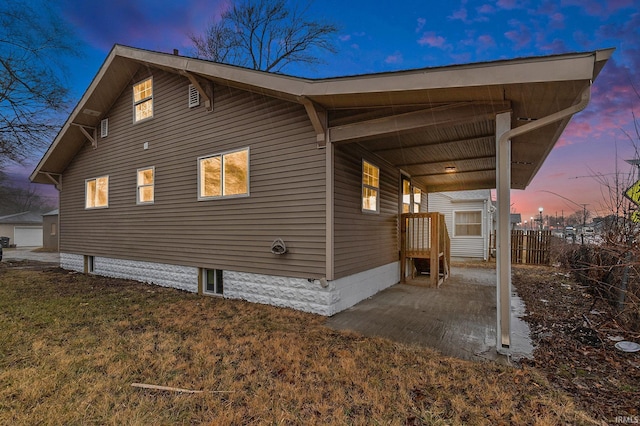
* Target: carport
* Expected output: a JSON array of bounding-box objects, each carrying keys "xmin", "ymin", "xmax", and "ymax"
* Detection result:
[{"xmin": 299, "ymin": 48, "xmax": 613, "ymax": 353}]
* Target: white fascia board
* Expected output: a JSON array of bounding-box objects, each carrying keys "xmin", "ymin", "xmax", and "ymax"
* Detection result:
[{"xmin": 302, "ymin": 53, "xmax": 600, "ymax": 97}]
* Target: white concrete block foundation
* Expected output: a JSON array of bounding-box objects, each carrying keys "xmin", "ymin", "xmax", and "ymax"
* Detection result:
[{"xmin": 59, "ymin": 253, "xmax": 399, "ymax": 316}]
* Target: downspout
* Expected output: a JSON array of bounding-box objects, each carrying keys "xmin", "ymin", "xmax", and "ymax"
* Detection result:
[{"xmin": 496, "ymin": 82, "xmax": 591, "ymax": 352}]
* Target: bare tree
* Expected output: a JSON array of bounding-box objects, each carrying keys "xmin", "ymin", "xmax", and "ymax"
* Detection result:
[
  {"xmin": 190, "ymin": 0, "xmax": 338, "ymax": 72},
  {"xmin": 0, "ymin": 0, "xmax": 78, "ymax": 166},
  {"xmin": 0, "ymin": 171, "xmax": 54, "ymax": 215}
]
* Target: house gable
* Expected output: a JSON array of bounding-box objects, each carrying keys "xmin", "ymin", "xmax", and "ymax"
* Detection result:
[{"xmin": 58, "ymin": 65, "xmax": 327, "ymax": 278}]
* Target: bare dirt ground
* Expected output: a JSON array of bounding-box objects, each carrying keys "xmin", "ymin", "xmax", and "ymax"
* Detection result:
[{"xmin": 512, "ymin": 264, "xmax": 640, "ymax": 423}]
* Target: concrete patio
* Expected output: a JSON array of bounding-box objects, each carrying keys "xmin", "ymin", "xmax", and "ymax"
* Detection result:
[{"xmin": 325, "ymin": 265, "xmax": 534, "ymax": 364}]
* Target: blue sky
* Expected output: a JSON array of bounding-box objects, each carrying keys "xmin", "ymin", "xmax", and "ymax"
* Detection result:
[{"xmin": 9, "ymin": 0, "xmax": 640, "ymax": 220}]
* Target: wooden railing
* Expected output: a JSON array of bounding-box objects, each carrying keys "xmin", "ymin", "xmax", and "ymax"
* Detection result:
[{"xmin": 400, "ymin": 213, "xmax": 451, "ymax": 287}]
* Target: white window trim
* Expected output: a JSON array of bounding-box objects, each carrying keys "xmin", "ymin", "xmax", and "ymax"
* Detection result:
[
  {"xmin": 453, "ymin": 209, "xmax": 484, "ymax": 238},
  {"xmin": 413, "ymin": 187, "xmax": 422, "ymax": 213},
  {"xmin": 136, "ymin": 166, "xmax": 155, "ymax": 205},
  {"xmin": 133, "ymin": 77, "xmax": 153, "ymax": 123},
  {"xmin": 202, "ymin": 268, "xmax": 224, "ymax": 296},
  {"xmin": 197, "ymin": 147, "xmax": 250, "ymax": 200},
  {"xmin": 362, "ymin": 160, "xmax": 380, "ymax": 214},
  {"xmin": 85, "ymin": 176, "xmax": 109, "ymax": 209}
]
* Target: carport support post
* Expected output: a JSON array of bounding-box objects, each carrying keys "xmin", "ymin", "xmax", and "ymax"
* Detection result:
[{"xmin": 496, "ymin": 112, "xmax": 512, "ymax": 352}]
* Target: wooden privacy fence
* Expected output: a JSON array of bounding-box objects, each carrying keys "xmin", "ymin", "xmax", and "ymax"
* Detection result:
[
  {"xmin": 490, "ymin": 230, "xmax": 552, "ymax": 265},
  {"xmin": 400, "ymin": 213, "xmax": 451, "ymax": 287}
]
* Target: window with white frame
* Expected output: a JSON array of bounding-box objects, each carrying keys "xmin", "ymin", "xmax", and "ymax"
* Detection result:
[
  {"xmin": 133, "ymin": 77, "xmax": 153, "ymax": 122},
  {"xmin": 202, "ymin": 269, "xmax": 223, "ymax": 295},
  {"xmin": 198, "ymin": 148, "xmax": 249, "ymax": 199},
  {"xmin": 454, "ymin": 210, "xmax": 482, "ymax": 236},
  {"xmin": 413, "ymin": 187, "xmax": 422, "ymax": 213},
  {"xmin": 402, "ymin": 178, "xmax": 411, "ymax": 213},
  {"xmin": 137, "ymin": 167, "xmax": 155, "ymax": 204},
  {"xmin": 362, "ymin": 160, "xmax": 379, "ymax": 212},
  {"xmin": 85, "ymin": 176, "xmax": 109, "ymax": 209}
]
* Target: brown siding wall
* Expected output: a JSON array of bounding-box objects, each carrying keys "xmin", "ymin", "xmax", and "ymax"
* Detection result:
[
  {"xmin": 42, "ymin": 215, "xmax": 58, "ymax": 250},
  {"xmin": 60, "ymin": 68, "xmax": 326, "ymax": 278},
  {"xmin": 333, "ymin": 144, "xmax": 400, "ymax": 279}
]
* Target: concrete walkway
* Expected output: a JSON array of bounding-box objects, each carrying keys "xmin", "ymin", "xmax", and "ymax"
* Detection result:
[
  {"xmin": 326, "ymin": 266, "xmax": 533, "ymax": 364},
  {"xmin": 1, "ymin": 247, "xmax": 60, "ymax": 264}
]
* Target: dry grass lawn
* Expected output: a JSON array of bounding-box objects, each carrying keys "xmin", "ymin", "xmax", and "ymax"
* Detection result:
[{"xmin": 0, "ymin": 265, "xmax": 597, "ymax": 425}]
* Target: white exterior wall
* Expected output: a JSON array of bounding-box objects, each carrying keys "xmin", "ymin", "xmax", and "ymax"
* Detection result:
[
  {"xmin": 59, "ymin": 253, "xmax": 399, "ymax": 316},
  {"xmin": 428, "ymin": 192, "xmax": 490, "ymax": 260}
]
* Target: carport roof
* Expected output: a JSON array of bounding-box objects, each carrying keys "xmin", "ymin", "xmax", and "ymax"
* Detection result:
[{"xmin": 31, "ymin": 44, "xmax": 613, "ymax": 192}]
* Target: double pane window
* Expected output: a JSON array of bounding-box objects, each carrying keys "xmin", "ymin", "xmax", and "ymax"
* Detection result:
[
  {"xmin": 137, "ymin": 167, "xmax": 154, "ymax": 204},
  {"xmin": 362, "ymin": 160, "xmax": 380, "ymax": 212},
  {"xmin": 86, "ymin": 176, "xmax": 109, "ymax": 209},
  {"xmin": 199, "ymin": 149, "xmax": 249, "ymax": 199},
  {"xmin": 133, "ymin": 77, "xmax": 153, "ymax": 122}
]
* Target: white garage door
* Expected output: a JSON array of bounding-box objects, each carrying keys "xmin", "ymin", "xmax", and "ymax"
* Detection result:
[{"xmin": 14, "ymin": 227, "xmax": 43, "ymax": 247}]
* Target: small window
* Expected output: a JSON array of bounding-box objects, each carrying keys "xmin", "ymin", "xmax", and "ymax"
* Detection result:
[
  {"xmin": 454, "ymin": 211, "xmax": 483, "ymax": 237},
  {"xmin": 133, "ymin": 77, "xmax": 153, "ymax": 122},
  {"xmin": 203, "ymin": 269, "xmax": 223, "ymax": 295},
  {"xmin": 188, "ymin": 84, "xmax": 200, "ymax": 108},
  {"xmin": 85, "ymin": 255, "xmax": 95, "ymax": 274},
  {"xmin": 362, "ymin": 160, "xmax": 379, "ymax": 213},
  {"xmin": 50, "ymin": 223, "xmax": 57, "ymax": 236},
  {"xmin": 137, "ymin": 167, "xmax": 155, "ymax": 204},
  {"xmin": 413, "ymin": 188, "xmax": 421, "ymax": 213},
  {"xmin": 198, "ymin": 148, "xmax": 249, "ymax": 199},
  {"xmin": 85, "ymin": 176, "xmax": 109, "ymax": 209},
  {"xmin": 100, "ymin": 118, "xmax": 108, "ymax": 138},
  {"xmin": 402, "ymin": 178, "xmax": 411, "ymax": 213}
]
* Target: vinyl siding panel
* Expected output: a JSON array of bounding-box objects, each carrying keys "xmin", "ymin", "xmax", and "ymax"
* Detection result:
[
  {"xmin": 428, "ymin": 193, "xmax": 488, "ymax": 259},
  {"xmin": 60, "ymin": 68, "xmax": 326, "ymax": 278},
  {"xmin": 333, "ymin": 144, "xmax": 400, "ymax": 279}
]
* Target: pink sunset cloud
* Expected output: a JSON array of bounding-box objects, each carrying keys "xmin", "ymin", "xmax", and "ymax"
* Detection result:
[
  {"xmin": 477, "ymin": 34, "xmax": 496, "ymax": 51},
  {"xmin": 385, "ymin": 52, "xmax": 403, "ymax": 64},
  {"xmin": 60, "ymin": 0, "xmax": 231, "ymax": 52},
  {"xmin": 477, "ymin": 4, "xmax": 495, "ymax": 14},
  {"xmin": 504, "ymin": 20, "xmax": 532, "ymax": 49},
  {"xmin": 496, "ymin": 0, "xmax": 522, "ymax": 10},
  {"xmin": 449, "ymin": 6, "xmax": 468, "ymax": 22},
  {"xmin": 417, "ymin": 32, "xmax": 448, "ymax": 49},
  {"xmin": 562, "ymin": 0, "xmax": 635, "ymax": 17}
]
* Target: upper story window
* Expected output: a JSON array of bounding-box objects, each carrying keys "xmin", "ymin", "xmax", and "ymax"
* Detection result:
[
  {"xmin": 86, "ymin": 176, "xmax": 109, "ymax": 209},
  {"xmin": 198, "ymin": 148, "xmax": 249, "ymax": 199},
  {"xmin": 137, "ymin": 167, "xmax": 155, "ymax": 204},
  {"xmin": 133, "ymin": 77, "xmax": 153, "ymax": 122},
  {"xmin": 454, "ymin": 210, "xmax": 482, "ymax": 237},
  {"xmin": 362, "ymin": 160, "xmax": 379, "ymax": 213}
]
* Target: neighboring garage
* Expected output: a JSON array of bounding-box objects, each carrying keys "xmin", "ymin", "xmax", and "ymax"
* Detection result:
[
  {"xmin": 14, "ymin": 226, "xmax": 43, "ymax": 247},
  {"xmin": 0, "ymin": 212, "xmax": 44, "ymax": 247}
]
